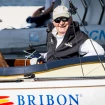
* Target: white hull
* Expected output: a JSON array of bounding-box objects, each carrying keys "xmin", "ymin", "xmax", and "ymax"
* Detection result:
[
  {"xmin": 0, "ymin": 79, "xmax": 105, "ymax": 105},
  {"xmin": 0, "ymin": 55, "xmax": 104, "ymax": 105}
]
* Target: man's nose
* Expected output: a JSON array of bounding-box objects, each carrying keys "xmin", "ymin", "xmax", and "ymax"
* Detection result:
[{"xmin": 59, "ymin": 20, "xmax": 64, "ymax": 24}]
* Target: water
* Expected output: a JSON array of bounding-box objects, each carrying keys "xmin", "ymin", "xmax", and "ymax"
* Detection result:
[{"xmin": 0, "ymin": 0, "xmax": 45, "ymax": 6}]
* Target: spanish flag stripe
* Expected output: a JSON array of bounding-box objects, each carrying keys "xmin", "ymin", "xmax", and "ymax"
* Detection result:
[
  {"xmin": 0, "ymin": 102, "xmax": 14, "ymax": 105},
  {"xmin": 0, "ymin": 99, "xmax": 9, "ymax": 103},
  {"xmin": 0, "ymin": 96, "xmax": 9, "ymax": 99}
]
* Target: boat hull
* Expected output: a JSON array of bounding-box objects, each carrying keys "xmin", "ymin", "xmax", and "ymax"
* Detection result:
[{"xmin": 0, "ymin": 78, "xmax": 105, "ymax": 105}]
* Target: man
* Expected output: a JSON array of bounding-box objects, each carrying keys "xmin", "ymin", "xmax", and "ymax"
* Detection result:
[
  {"xmin": 30, "ymin": 5, "xmax": 105, "ymax": 64},
  {"xmin": 26, "ymin": 0, "xmax": 56, "ymax": 27}
]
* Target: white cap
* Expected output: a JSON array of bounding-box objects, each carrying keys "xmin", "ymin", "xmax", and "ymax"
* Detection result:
[{"xmin": 53, "ymin": 5, "xmax": 70, "ymax": 20}]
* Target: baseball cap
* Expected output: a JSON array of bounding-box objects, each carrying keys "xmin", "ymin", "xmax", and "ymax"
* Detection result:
[{"xmin": 53, "ymin": 5, "xmax": 70, "ymax": 20}]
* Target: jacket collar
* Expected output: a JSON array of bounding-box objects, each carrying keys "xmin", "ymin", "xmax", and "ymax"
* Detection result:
[
  {"xmin": 63, "ymin": 21, "xmax": 80, "ymax": 42},
  {"xmin": 66, "ymin": 21, "xmax": 80, "ymax": 35}
]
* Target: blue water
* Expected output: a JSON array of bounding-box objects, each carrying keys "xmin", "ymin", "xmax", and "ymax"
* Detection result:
[{"xmin": 0, "ymin": 0, "xmax": 45, "ymax": 6}]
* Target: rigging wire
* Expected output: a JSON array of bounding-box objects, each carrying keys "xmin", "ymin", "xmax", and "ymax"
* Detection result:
[
  {"xmin": 68, "ymin": 0, "xmax": 105, "ymax": 75},
  {"xmin": 69, "ymin": 0, "xmax": 84, "ymax": 76},
  {"xmin": 24, "ymin": 50, "xmax": 36, "ymax": 66}
]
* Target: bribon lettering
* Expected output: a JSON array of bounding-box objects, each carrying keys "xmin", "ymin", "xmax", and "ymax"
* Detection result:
[{"xmin": 17, "ymin": 94, "xmax": 79, "ymax": 105}]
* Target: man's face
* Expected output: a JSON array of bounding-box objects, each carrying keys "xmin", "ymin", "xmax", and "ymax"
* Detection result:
[{"xmin": 52, "ymin": 17, "xmax": 71, "ymax": 36}]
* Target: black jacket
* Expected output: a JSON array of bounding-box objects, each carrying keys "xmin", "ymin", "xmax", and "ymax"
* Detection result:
[{"xmin": 46, "ymin": 22, "xmax": 89, "ymax": 62}]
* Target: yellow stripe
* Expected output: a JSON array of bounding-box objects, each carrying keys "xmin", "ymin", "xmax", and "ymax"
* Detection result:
[{"xmin": 0, "ymin": 99, "xmax": 9, "ymax": 103}]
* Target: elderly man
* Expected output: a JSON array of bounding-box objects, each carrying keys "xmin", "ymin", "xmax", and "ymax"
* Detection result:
[
  {"xmin": 45, "ymin": 5, "xmax": 104, "ymax": 61},
  {"xmin": 30, "ymin": 5, "xmax": 104, "ymax": 64}
]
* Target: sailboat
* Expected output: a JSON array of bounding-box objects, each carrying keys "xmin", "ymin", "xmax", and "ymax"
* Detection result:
[{"xmin": 0, "ymin": 0, "xmax": 105, "ymax": 105}]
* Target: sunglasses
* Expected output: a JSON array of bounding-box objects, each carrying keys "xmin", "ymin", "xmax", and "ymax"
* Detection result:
[{"xmin": 54, "ymin": 17, "xmax": 69, "ymax": 23}]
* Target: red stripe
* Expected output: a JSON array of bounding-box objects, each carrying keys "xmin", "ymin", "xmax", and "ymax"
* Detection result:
[
  {"xmin": 0, "ymin": 96, "xmax": 9, "ymax": 99},
  {"xmin": 0, "ymin": 102, "xmax": 14, "ymax": 105}
]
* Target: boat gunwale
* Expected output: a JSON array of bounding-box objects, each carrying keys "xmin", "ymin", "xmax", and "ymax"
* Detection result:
[{"xmin": 0, "ymin": 55, "xmax": 104, "ymax": 76}]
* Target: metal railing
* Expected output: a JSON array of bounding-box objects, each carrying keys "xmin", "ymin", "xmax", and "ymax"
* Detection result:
[
  {"xmin": 98, "ymin": 0, "xmax": 105, "ymax": 24},
  {"xmin": 81, "ymin": 0, "xmax": 88, "ymax": 25}
]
